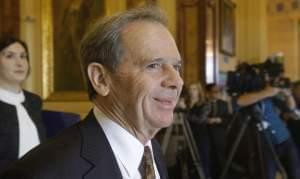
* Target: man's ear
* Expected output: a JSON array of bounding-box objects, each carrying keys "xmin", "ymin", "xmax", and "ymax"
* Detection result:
[{"xmin": 87, "ymin": 63, "xmax": 110, "ymax": 96}]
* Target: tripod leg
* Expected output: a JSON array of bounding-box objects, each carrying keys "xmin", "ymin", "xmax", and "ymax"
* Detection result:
[
  {"xmin": 255, "ymin": 126, "xmax": 266, "ymax": 179},
  {"xmin": 220, "ymin": 116, "xmax": 251, "ymax": 179},
  {"xmin": 259, "ymin": 129, "xmax": 288, "ymax": 179},
  {"xmin": 181, "ymin": 115, "xmax": 206, "ymax": 179}
]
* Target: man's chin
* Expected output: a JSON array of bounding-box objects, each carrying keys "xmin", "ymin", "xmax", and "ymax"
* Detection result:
[{"xmin": 158, "ymin": 115, "xmax": 174, "ymax": 128}]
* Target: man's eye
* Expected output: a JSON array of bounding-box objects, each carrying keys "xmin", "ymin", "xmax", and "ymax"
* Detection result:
[
  {"xmin": 147, "ymin": 63, "xmax": 161, "ymax": 69},
  {"xmin": 174, "ymin": 64, "xmax": 182, "ymax": 72}
]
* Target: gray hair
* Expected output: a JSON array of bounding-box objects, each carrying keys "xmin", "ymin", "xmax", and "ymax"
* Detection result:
[{"xmin": 80, "ymin": 6, "xmax": 168, "ymax": 99}]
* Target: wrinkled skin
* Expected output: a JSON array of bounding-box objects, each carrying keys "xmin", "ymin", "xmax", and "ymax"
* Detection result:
[{"xmin": 89, "ymin": 21, "xmax": 183, "ymax": 144}]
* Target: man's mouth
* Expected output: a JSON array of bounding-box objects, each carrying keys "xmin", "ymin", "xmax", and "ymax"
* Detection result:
[{"xmin": 154, "ymin": 97, "xmax": 176, "ymax": 109}]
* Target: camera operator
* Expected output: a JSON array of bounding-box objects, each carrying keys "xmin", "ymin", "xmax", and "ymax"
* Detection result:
[
  {"xmin": 286, "ymin": 81, "xmax": 300, "ymax": 163},
  {"xmin": 236, "ymin": 63, "xmax": 300, "ymax": 179}
]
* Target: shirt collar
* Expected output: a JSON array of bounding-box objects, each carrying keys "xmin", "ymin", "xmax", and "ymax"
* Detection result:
[
  {"xmin": 0, "ymin": 87, "xmax": 24, "ymax": 105},
  {"xmin": 93, "ymin": 106, "xmax": 153, "ymax": 178}
]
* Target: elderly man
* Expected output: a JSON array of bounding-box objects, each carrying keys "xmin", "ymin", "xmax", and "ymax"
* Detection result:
[{"xmin": 1, "ymin": 6, "xmax": 183, "ymax": 179}]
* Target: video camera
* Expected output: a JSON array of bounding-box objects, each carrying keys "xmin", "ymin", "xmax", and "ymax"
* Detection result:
[{"xmin": 226, "ymin": 58, "xmax": 291, "ymax": 96}]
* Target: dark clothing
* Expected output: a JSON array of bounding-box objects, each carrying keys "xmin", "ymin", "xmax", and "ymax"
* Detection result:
[
  {"xmin": 187, "ymin": 102, "xmax": 211, "ymax": 125},
  {"xmin": 188, "ymin": 100, "xmax": 231, "ymax": 179},
  {"xmin": 1, "ymin": 110, "xmax": 168, "ymax": 179},
  {"xmin": 0, "ymin": 90, "xmax": 46, "ymax": 175},
  {"xmin": 208, "ymin": 99, "xmax": 231, "ymax": 179},
  {"xmin": 208, "ymin": 99, "xmax": 231, "ymax": 121},
  {"xmin": 260, "ymin": 98, "xmax": 300, "ymax": 179},
  {"xmin": 188, "ymin": 99, "xmax": 231, "ymax": 125},
  {"xmin": 263, "ymin": 138, "xmax": 300, "ymax": 179},
  {"xmin": 187, "ymin": 103, "xmax": 211, "ymax": 178},
  {"xmin": 234, "ymin": 97, "xmax": 300, "ymax": 179}
]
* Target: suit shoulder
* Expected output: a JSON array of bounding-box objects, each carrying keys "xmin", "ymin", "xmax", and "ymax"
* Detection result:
[
  {"xmin": 23, "ymin": 90, "xmax": 42, "ymax": 108},
  {"xmin": 28, "ymin": 123, "xmax": 82, "ymax": 158},
  {"xmin": 23, "ymin": 90, "xmax": 41, "ymax": 100},
  {"xmin": 3, "ymin": 123, "xmax": 86, "ymax": 177}
]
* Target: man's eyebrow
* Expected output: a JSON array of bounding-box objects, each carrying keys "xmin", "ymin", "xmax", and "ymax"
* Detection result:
[
  {"xmin": 152, "ymin": 57, "xmax": 183, "ymax": 64},
  {"xmin": 152, "ymin": 57, "xmax": 165, "ymax": 63}
]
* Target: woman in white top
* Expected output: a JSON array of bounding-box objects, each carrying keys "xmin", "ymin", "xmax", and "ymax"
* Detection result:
[{"xmin": 0, "ymin": 36, "xmax": 46, "ymax": 174}]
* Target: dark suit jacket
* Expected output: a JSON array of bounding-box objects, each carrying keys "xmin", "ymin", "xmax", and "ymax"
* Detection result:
[
  {"xmin": 188, "ymin": 99, "xmax": 231, "ymax": 178},
  {"xmin": 208, "ymin": 99, "xmax": 231, "ymax": 122},
  {"xmin": 0, "ymin": 90, "xmax": 46, "ymax": 175},
  {"xmin": 1, "ymin": 110, "xmax": 168, "ymax": 179}
]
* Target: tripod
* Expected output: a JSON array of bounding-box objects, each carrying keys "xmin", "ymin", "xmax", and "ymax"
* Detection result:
[
  {"xmin": 162, "ymin": 111, "xmax": 206, "ymax": 179},
  {"xmin": 220, "ymin": 105, "xmax": 287, "ymax": 179}
]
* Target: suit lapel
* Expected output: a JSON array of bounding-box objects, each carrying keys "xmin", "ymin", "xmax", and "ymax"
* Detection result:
[
  {"xmin": 22, "ymin": 91, "xmax": 46, "ymax": 141},
  {"xmin": 79, "ymin": 110, "xmax": 168, "ymax": 179},
  {"xmin": 79, "ymin": 111, "xmax": 122, "ymax": 179},
  {"xmin": 0, "ymin": 101, "xmax": 19, "ymax": 159},
  {"xmin": 152, "ymin": 140, "xmax": 168, "ymax": 179}
]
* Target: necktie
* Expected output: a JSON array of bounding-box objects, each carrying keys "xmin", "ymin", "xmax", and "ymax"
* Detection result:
[{"xmin": 139, "ymin": 146, "xmax": 156, "ymax": 179}]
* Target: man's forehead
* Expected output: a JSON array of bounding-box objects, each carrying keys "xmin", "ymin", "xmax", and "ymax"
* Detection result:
[
  {"xmin": 121, "ymin": 21, "xmax": 178, "ymax": 51},
  {"xmin": 122, "ymin": 20, "xmax": 163, "ymax": 32}
]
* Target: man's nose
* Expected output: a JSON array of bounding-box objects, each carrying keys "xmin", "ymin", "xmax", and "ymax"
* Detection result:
[{"xmin": 162, "ymin": 65, "xmax": 184, "ymax": 90}]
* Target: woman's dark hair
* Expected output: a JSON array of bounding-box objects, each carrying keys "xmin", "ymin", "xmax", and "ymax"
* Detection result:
[
  {"xmin": 0, "ymin": 36, "xmax": 29, "ymax": 60},
  {"xmin": 205, "ymin": 83, "xmax": 217, "ymax": 91}
]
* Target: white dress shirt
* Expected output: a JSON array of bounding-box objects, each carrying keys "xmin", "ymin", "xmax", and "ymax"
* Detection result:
[{"xmin": 93, "ymin": 107, "xmax": 161, "ymax": 179}]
